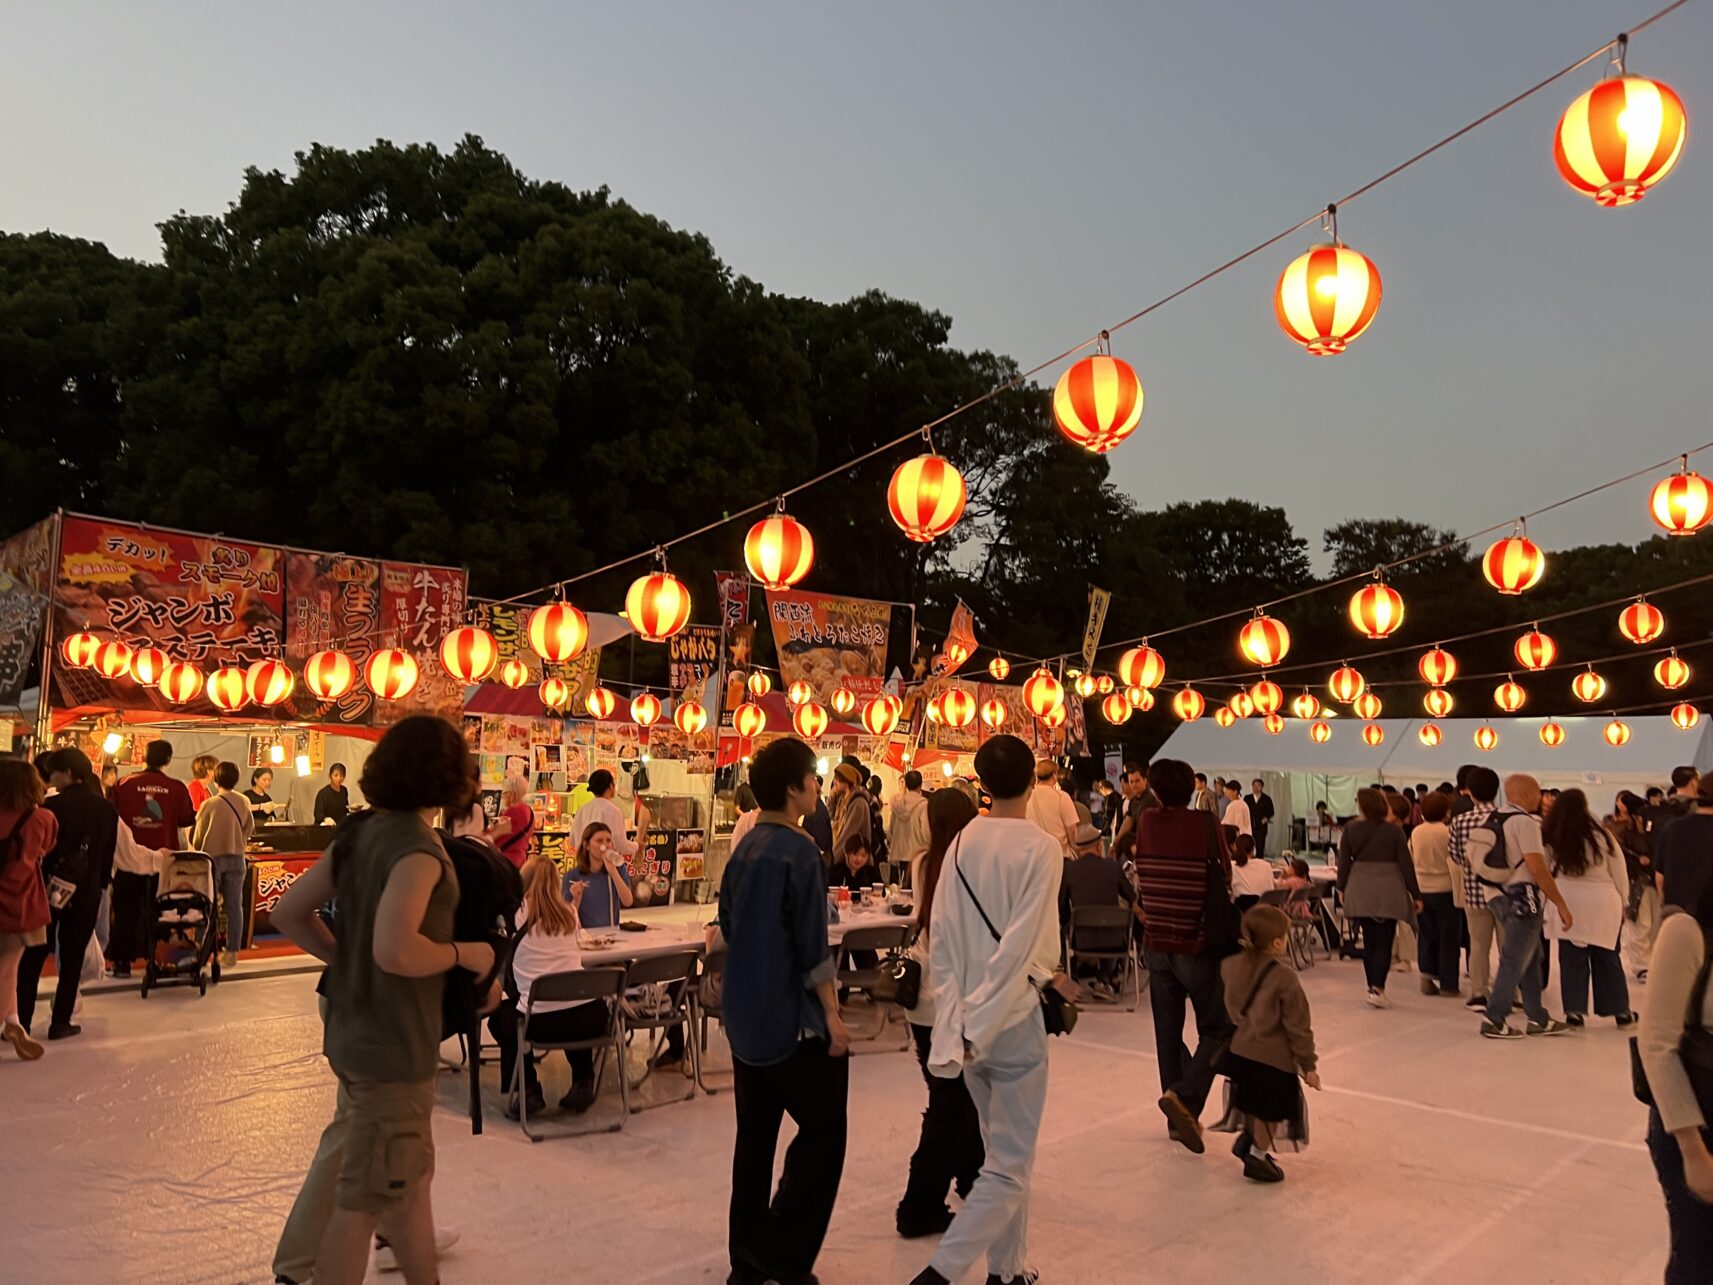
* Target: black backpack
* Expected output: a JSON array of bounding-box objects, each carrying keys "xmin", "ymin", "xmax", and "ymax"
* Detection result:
[{"xmin": 439, "ymin": 832, "xmax": 524, "ymax": 1040}]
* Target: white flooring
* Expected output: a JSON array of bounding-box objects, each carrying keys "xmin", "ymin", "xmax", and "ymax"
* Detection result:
[{"xmin": 2, "ymin": 948, "xmax": 1668, "ymax": 1285}]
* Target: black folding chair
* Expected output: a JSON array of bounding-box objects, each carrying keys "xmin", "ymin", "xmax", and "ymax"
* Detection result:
[
  {"xmin": 694, "ymin": 946, "xmax": 729, "ymax": 1096},
  {"xmin": 836, "ymin": 923, "xmax": 913, "ymax": 1050},
  {"xmin": 1066, "ymin": 904, "xmax": 1142, "ymax": 1011},
  {"xmin": 621, "ymin": 949, "xmax": 702, "ymax": 1111},
  {"xmin": 514, "ymin": 966, "xmax": 628, "ymax": 1140}
]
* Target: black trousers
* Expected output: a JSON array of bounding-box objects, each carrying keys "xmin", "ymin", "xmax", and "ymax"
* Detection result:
[
  {"xmin": 108, "ymin": 870, "xmax": 156, "ymax": 967},
  {"xmin": 487, "ymin": 999, "xmax": 608, "ymax": 1093},
  {"xmin": 1558, "ymin": 940, "xmax": 1631, "ymax": 1018},
  {"xmin": 1416, "ymin": 892, "xmax": 1462, "ymax": 991},
  {"xmin": 896, "ymin": 1022, "xmax": 984, "ymax": 1229},
  {"xmin": 17, "ymin": 896, "xmax": 101, "ymax": 1033},
  {"xmin": 1143, "ymin": 949, "xmax": 1233, "ymax": 1116},
  {"xmin": 729, "ymin": 1038, "xmax": 849, "ymax": 1283},
  {"xmin": 1360, "ymin": 917, "xmax": 1398, "ymax": 991}
]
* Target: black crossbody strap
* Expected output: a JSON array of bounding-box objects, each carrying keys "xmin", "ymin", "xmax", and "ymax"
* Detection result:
[
  {"xmin": 951, "ymin": 835, "xmax": 1002, "ymax": 945},
  {"xmin": 1235, "ymin": 958, "xmax": 1280, "ymax": 1021}
]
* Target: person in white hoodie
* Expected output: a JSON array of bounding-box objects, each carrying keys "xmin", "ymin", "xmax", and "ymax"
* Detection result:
[
  {"xmin": 1543, "ymin": 788, "xmax": 1634, "ymax": 1027},
  {"xmin": 887, "ymin": 771, "xmax": 932, "ymax": 874},
  {"xmin": 911, "ymin": 735, "xmax": 1078, "ymax": 1285}
]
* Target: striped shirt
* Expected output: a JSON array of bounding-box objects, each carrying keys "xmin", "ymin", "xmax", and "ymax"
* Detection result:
[
  {"xmin": 1134, "ymin": 807, "xmax": 1228, "ymax": 954},
  {"xmin": 1446, "ymin": 800, "xmax": 1495, "ymax": 909}
]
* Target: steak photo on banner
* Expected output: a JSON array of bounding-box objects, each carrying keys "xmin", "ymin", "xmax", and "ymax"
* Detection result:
[{"xmin": 765, "ymin": 587, "xmax": 904, "ymax": 700}]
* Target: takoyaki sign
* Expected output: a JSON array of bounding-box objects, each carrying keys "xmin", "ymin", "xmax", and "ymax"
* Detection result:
[{"xmin": 765, "ymin": 588, "xmax": 893, "ymax": 698}]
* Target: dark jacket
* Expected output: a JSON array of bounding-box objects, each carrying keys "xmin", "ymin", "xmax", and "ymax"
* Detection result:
[
  {"xmin": 804, "ymin": 798, "xmax": 835, "ymax": 862},
  {"xmin": 44, "ymin": 783, "xmax": 120, "ymax": 910},
  {"xmin": 314, "ymin": 784, "xmax": 350, "ymax": 826}
]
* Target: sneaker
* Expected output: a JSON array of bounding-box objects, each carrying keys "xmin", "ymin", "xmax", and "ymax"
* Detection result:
[
  {"xmin": 1241, "ymin": 1150, "xmax": 1285, "ymax": 1182},
  {"xmin": 3, "ymin": 1020, "xmax": 44, "ymax": 1061},
  {"xmin": 1565, "ymin": 1013, "xmax": 1586, "ymax": 1028},
  {"xmin": 1480, "ymin": 1020, "xmax": 1524, "ymax": 1040},
  {"xmin": 1365, "ymin": 988, "xmax": 1391, "ymax": 1009},
  {"xmin": 1527, "ymin": 1019, "xmax": 1573, "ymax": 1037},
  {"xmin": 1157, "ymin": 1091, "xmax": 1205, "ymax": 1155},
  {"xmin": 1465, "ymin": 994, "xmax": 1489, "ymax": 1010},
  {"xmin": 375, "ymin": 1226, "xmax": 460, "ymax": 1272}
]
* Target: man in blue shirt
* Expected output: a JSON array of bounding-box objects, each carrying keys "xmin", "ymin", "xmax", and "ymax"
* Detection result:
[{"xmin": 719, "ymin": 736, "xmax": 850, "ymax": 1285}]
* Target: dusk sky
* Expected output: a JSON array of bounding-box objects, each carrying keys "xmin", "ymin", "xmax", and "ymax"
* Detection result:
[{"xmin": 4, "ymin": 1, "xmax": 1708, "ymax": 564}]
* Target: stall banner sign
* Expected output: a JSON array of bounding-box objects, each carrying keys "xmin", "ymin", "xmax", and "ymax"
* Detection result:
[
  {"xmin": 765, "ymin": 588, "xmax": 890, "ymax": 698},
  {"xmin": 931, "ymin": 599, "xmax": 978, "ymax": 678},
  {"xmin": 53, "ymin": 516, "xmax": 287, "ymax": 717},
  {"xmin": 632, "ymin": 828, "xmax": 677, "ymax": 907},
  {"xmin": 676, "ymin": 827, "xmax": 707, "ymax": 882},
  {"xmin": 0, "ymin": 519, "xmax": 54, "ymax": 709},
  {"xmin": 1081, "ymin": 586, "xmax": 1111, "ymax": 668},
  {"xmin": 715, "ymin": 571, "xmax": 751, "ymax": 633},
  {"xmin": 284, "ymin": 553, "xmax": 384, "ymax": 725},
  {"xmin": 926, "ymin": 678, "xmax": 981, "ymax": 753},
  {"xmin": 668, "ymin": 625, "xmax": 720, "ymax": 701},
  {"xmin": 248, "ymin": 729, "xmax": 323, "ymax": 771},
  {"xmin": 373, "ymin": 563, "xmax": 467, "ymax": 723}
]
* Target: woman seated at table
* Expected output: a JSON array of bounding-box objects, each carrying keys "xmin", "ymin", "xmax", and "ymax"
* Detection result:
[
  {"xmin": 491, "ymin": 857, "xmax": 612, "ymax": 1118},
  {"xmin": 830, "ymin": 833, "xmax": 883, "ymax": 893},
  {"xmin": 1229, "ymin": 834, "xmax": 1277, "ymax": 912},
  {"xmin": 562, "ymin": 821, "xmax": 633, "ymax": 929}
]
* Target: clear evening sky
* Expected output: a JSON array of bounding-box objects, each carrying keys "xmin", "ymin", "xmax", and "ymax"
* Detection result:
[{"xmin": 3, "ymin": 2, "xmax": 1707, "ymax": 564}]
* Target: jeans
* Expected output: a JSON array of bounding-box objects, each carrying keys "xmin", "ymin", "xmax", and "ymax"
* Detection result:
[
  {"xmin": 210, "ymin": 853, "xmax": 248, "ymax": 952},
  {"xmin": 729, "ymin": 1038, "xmax": 848, "ymax": 1283},
  {"xmin": 1417, "ymin": 892, "xmax": 1462, "ymax": 991},
  {"xmin": 17, "ymin": 896, "xmax": 100, "ymax": 1032},
  {"xmin": 1360, "ymin": 918, "xmax": 1397, "ymax": 991},
  {"xmin": 1557, "ymin": 940, "xmax": 1631, "ymax": 1018},
  {"xmin": 1144, "ymin": 948, "xmax": 1233, "ymax": 1115},
  {"xmin": 1484, "ymin": 896, "xmax": 1547, "ymax": 1026},
  {"xmin": 897, "ymin": 1022, "xmax": 984, "ymax": 1232},
  {"xmin": 927, "ymin": 1013, "xmax": 1048, "ymax": 1284},
  {"xmin": 1465, "ymin": 902, "xmax": 1503, "ymax": 998},
  {"xmin": 487, "ymin": 998, "xmax": 608, "ymax": 1093},
  {"xmin": 1647, "ymin": 1107, "xmax": 1713, "ymax": 1283}
]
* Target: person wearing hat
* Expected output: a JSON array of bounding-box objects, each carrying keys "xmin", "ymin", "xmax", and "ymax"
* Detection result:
[
  {"xmin": 1026, "ymin": 760, "xmax": 1080, "ymax": 859},
  {"xmin": 829, "ymin": 763, "xmax": 872, "ymax": 865},
  {"xmin": 1060, "ymin": 823, "xmax": 1137, "ymax": 998}
]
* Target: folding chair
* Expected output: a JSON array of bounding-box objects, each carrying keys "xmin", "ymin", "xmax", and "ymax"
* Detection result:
[
  {"xmin": 514, "ymin": 966, "xmax": 628, "ymax": 1141},
  {"xmin": 693, "ymin": 946, "xmax": 728, "ymax": 1096},
  {"xmin": 1256, "ymin": 888, "xmax": 1305, "ymax": 968},
  {"xmin": 836, "ymin": 923, "xmax": 913, "ymax": 1051},
  {"xmin": 622, "ymin": 949, "xmax": 702, "ymax": 1111},
  {"xmin": 1066, "ymin": 905, "xmax": 1142, "ymax": 1012}
]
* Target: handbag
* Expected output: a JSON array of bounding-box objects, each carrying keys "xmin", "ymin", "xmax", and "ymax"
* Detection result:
[
  {"xmin": 1200, "ymin": 812, "xmax": 1241, "ymax": 958},
  {"xmin": 871, "ymin": 951, "xmax": 922, "ymax": 1009},
  {"xmin": 952, "ymin": 838, "xmax": 1077, "ymax": 1036},
  {"xmin": 1631, "ymin": 926, "xmax": 1713, "ymax": 1112}
]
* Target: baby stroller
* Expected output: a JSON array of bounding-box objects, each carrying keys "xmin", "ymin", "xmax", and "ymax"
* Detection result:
[{"xmin": 141, "ymin": 853, "xmax": 222, "ymax": 998}]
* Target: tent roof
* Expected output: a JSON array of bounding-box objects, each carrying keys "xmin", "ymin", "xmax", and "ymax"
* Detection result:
[{"xmin": 1153, "ymin": 715, "xmax": 1713, "ymax": 790}]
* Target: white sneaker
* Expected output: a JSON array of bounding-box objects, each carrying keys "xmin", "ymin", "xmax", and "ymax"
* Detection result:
[
  {"xmin": 374, "ymin": 1226, "xmax": 460, "ymax": 1273},
  {"xmin": 1365, "ymin": 988, "xmax": 1392, "ymax": 1009}
]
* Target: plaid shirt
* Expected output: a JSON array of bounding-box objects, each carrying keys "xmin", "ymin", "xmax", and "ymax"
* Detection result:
[{"xmin": 1447, "ymin": 800, "xmax": 1495, "ymax": 908}]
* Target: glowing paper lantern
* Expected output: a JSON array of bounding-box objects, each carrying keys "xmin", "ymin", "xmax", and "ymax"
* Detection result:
[
  {"xmin": 793, "ymin": 702, "xmax": 829, "ymax": 739},
  {"xmin": 1651, "ymin": 462, "xmax": 1713, "ymax": 536},
  {"xmin": 1419, "ymin": 723, "xmax": 1443, "ymax": 748},
  {"xmin": 1249, "ymin": 679, "xmax": 1283, "ymax": 716},
  {"xmin": 1117, "ymin": 645, "xmax": 1167, "ymax": 691},
  {"xmin": 1274, "ymin": 241, "xmax": 1382, "ymax": 356},
  {"xmin": 1052, "ymin": 354, "xmax": 1144, "ymax": 454},
  {"xmin": 1096, "ymin": 674, "xmax": 1115, "ymax": 695},
  {"xmin": 93, "ymin": 639, "xmax": 133, "ymax": 680},
  {"xmin": 746, "ymin": 671, "xmax": 773, "ymax": 699},
  {"xmin": 365, "ymin": 649, "xmax": 419, "ymax": 701},
  {"xmin": 1362, "ymin": 723, "xmax": 1385, "ymax": 747},
  {"xmin": 674, "ymin": 700, "xmax": 708, "ymax": 736},
  {"xmin": 1291, "ymin": 692, "xmax": 1321, "ymax": 720},
  {"xmin": 207, "ymin": 667, "xmax": 248, "ymax": 711},
  {"xmin": 1424, "ymin": 687, "xmax": 1455, "ymax": 718},
  {"xmin": 302, "ymin": 650, "xmax": 357, "ymax": 700},
  {"xmin": 786, "ymin": 680, "xmax": 814, "ymax": 708},
  {"xmin": 1214, "ymin": 707, "xmax": 1238, "ymax": 729},
  {"xmin": 1102, "ymin": 693, "xmax": 1132, "ymax": 726},
  {"xmin": 1572, "ymin": 669, "xmax": 1608, "ymax": 704},
  {"xmin": 1619, "ymin": 600, "xmax": 1665, "ymax": 644},
  {"xmin": 582, "ymin": 686, "xmax": 615, "ymax": 720},
  {"xmin": 1352, "ymin": 691, "xmax": 1383, "ymax": 720},
  {"xmin": 733, "ymin": 702, "xmax": 767, "ymax": 738},
  {"xmin": 1656, "ymin": 653, "xmax": 1691, "ymax": 689},
  {"xmin": 625, "ymin": 572, "xmax": 692, "ymax": 643},
  {"xmin": 944, "ymin": 640, "xmax": 970, "ymax": 667},
  {"xmin": 1262, "ymin": 713, "xmax": 1285, "ymax": 736},
  {"xmin": 981, "ymin": 698, "xmax": 1009, "ymax": 730},
  {"xmin": 940, "ymin": 688, "xmax": 977, "ymax": 729},
  {"xmin": 440, "ymin": 626, "xmax": 498, "ymax": 682},
  {"xmin": 1494, "ymin": 679, "xmax": 1527, "ymax": 714},
  {"xmin": 1555, "ymin": 74, "xmax": 1687, "ymax": 207},
  {"xmin": 1515, "ymin": 629, "xmax": 1557, "ymax": 671},
  {"xmin": 1228, "ymin": 692, "xmax": 1255, "ymax": 720},
  {"xmin": 1239, "ymin": 615, "xmax": 1291, "ymax": 667},
  {"xmin": 128, "ymin": 646, "xmax": 169, "ymax": 686},
  {"xmin": 743, "ymin": 512, "xmax": 815, "ymax": 591},
  {"xmin": 528, "ymin": 602, "xmax": 589, "ymax": 662},
  {"xmin": 1328, "ymin": 665, "xmax": 1365, "ymax": 704},
  {"xmin": 60, "ymin": 631, "xmax": 101, "ymax": 668},
  {"xmin": 828, "ymin": 687, "xmax": 857, "ymax": 718},
  {"xmin": 1475, "ymin": 725, "xmax": 1499, "ymax": 752},
  {"xmin": 1126, "ymin": 685, "xmax": 1151, "ymax": 710},
  {"xmin": 987, "ymin": 656, "xmax": 1011, "ymax": 682},
  {"xmin": 497, "ymin": 658, "xmax": 530, "ymax": 690},
  {"xmin": 887, "ymin": 454, "xmax": 967, "ymax": 542},
  {"xmin": 1172, "ymin": 687, "xmax": 1205, "ymax": 723},
  {"xmin": 1671, "ymin": 702, "xmax": 1701, "ymax": 731},
  {"xmin": 1040, "ymin": 704, "xmax": 1067, "ymax": 730},
  {"xmin": 861, "ymin": 697, "xmax": 899, "ymax": 737},
  {"xmin": 1349, "ymin": 582, "xmax": 1405, "ymax": 639},
  {"xmin": 158, "ymin": 662, "xmax": 203, "ymax": 704},
  {"xmin": 540, "ymin": 677, "xmax": 571, "ymax": 709},
  {"xmin": 1073, "ymin": 673, "xmax": 1098, "ymax": 699},
  {"xmin": 1604, "ymin": 718, "xmax": 1633, "ymax": 748},
  {"xmin": 246, "ymin": 659, "xmax": 295, "ymax": 707},
  {"xmin": 630, "ymin": 692, "xmax": 662, "ymax": 727},
  {"xmin": 1539, "ymin": 720, "xmax": 1566, "ymax": 748},
  {"xmin": 1023, "ymin": 669, "xmax": 1065, "ymax": 719},
  {"xmin": 1310, "ymin": 720, "xmax": 1332, "ymax": 743},
  {"xmin": 924, "ymin": 693, "xmax": 945, "ymax": 726},
  {"xmin": 1483, "ymin": 534, "xmax": 1546, "ymax": 595},
  {"xmin": 1418, "ymin": 648, "xmax": 1458, "ymax": 686}
]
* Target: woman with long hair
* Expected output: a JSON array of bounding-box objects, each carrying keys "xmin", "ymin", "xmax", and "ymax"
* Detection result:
[
  {"xmin": 1229, "ymin": 833, "xmax": 1275, "ymax": 913},
  {"xmin": 895, "ymin": 787, "xmax": 986, "ymax": 1239},
  {"xmin": 563, "ymin": 821, "xmax": 634, "ymax": 929},
  {"xmin": 488, "ymin": 775, "xmax": 534, "ymax": 869},
  {"xmin": 1544, "ymin": 788, "xmax": 1633, "ymax": 1027},
  {"xmin": 0, "ymin": 758, "xmax": 57, "ymax": 1059},
  {"xmin": 1609, "ymin": 790, "xmax": 1658, "ymax": 981},
  {"xmin": 1336, "ymin": 787, "xmax": 1421, "ymax": 1009}
]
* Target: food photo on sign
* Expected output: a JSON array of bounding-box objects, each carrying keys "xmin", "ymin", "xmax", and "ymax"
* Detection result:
[
  {"xmin": 630, "ymin": 828, "xmax": 678, "ymax": 906},
  {"xmin": 765, "ymin": 587, "xmax": 913, "ymax": 700}
]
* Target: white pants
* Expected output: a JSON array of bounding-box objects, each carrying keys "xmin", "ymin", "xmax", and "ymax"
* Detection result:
[
  {"xmin": 1623, "ymin": 886, "xmax": 1660, "ymax": 976},
  {"xmin": 927, "ymin": 1013, "xmax": 1048, "ymax": 1282}
]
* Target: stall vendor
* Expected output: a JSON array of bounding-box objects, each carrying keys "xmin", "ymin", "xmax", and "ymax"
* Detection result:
[
  {"xmin": 313, "ymin": 763, "xmax": 349, "ymax": 825},
  {"xmin": 243, "ymin": 768, "xmax": 283, "ymax": 825}
]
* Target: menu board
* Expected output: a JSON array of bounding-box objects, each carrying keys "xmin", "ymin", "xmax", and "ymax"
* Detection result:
[{"xmin": 631, "ymin": 828, "xmax": 678, "ymax": 906}]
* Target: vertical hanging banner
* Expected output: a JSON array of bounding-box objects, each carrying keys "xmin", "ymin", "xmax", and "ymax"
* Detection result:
[
  {"xmin": 1081, "ymin": 585, "xmax": 1111, "ymax": 669},
  {"xmin": 766, "ymin": 587, "xmax": 896, "ymax": 698},
  {"xmin": 284, "ymin": 554, "xmax": 384, "ymax": 726},
  {"xmin": 714, "ymin": 571, "xmax": 755, "ymax": 725},
  {"xmin": 378, "ymin": 563, "xmax": 468, "ymax": 723},
  {"xmin": 0, "ymin": 518, "xmax": 54, "ymax": 710},
  {"xmin": 668, "ymin": 625, "xmax": 720, "ymax": 702},
  {"xmin": 931, "ymin": 599, "xmax": 978, "ymax": 677}
]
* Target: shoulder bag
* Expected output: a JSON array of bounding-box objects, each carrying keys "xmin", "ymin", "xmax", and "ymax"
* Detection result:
[
  {"xmin": 1631, "ymin": 926, "xmax": 1713, "ymax": 1113},
  {"xmin": 1200, "ymin": 811, "xmax": 1242, "ymax": 958},
  {"xmin": 952, "ymin": 837, "xmax": 1077, "ymax": 1036}
]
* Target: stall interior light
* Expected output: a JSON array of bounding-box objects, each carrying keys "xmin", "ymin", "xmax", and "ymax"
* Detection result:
[
  {"xmin": 101, "ymin": 731, "xmax": 124, "ymax": 756},
  {"xmin": 269, "ymin": 743, "xmax": 286, "ymax": 765},
  {"xmin": 816, "ymin": 757, "xmax": 830, "ymax": 778},
  {"xmin": 640, "ymin": 751, "xmax": 651, "ymax": 764},
  {"xmin": 295, "ymin": 753, "xmax": 312, "ymax": 778},
  {"xmin": 941, "ymin": 761, "xmax": 954, "ymax": 777}
]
